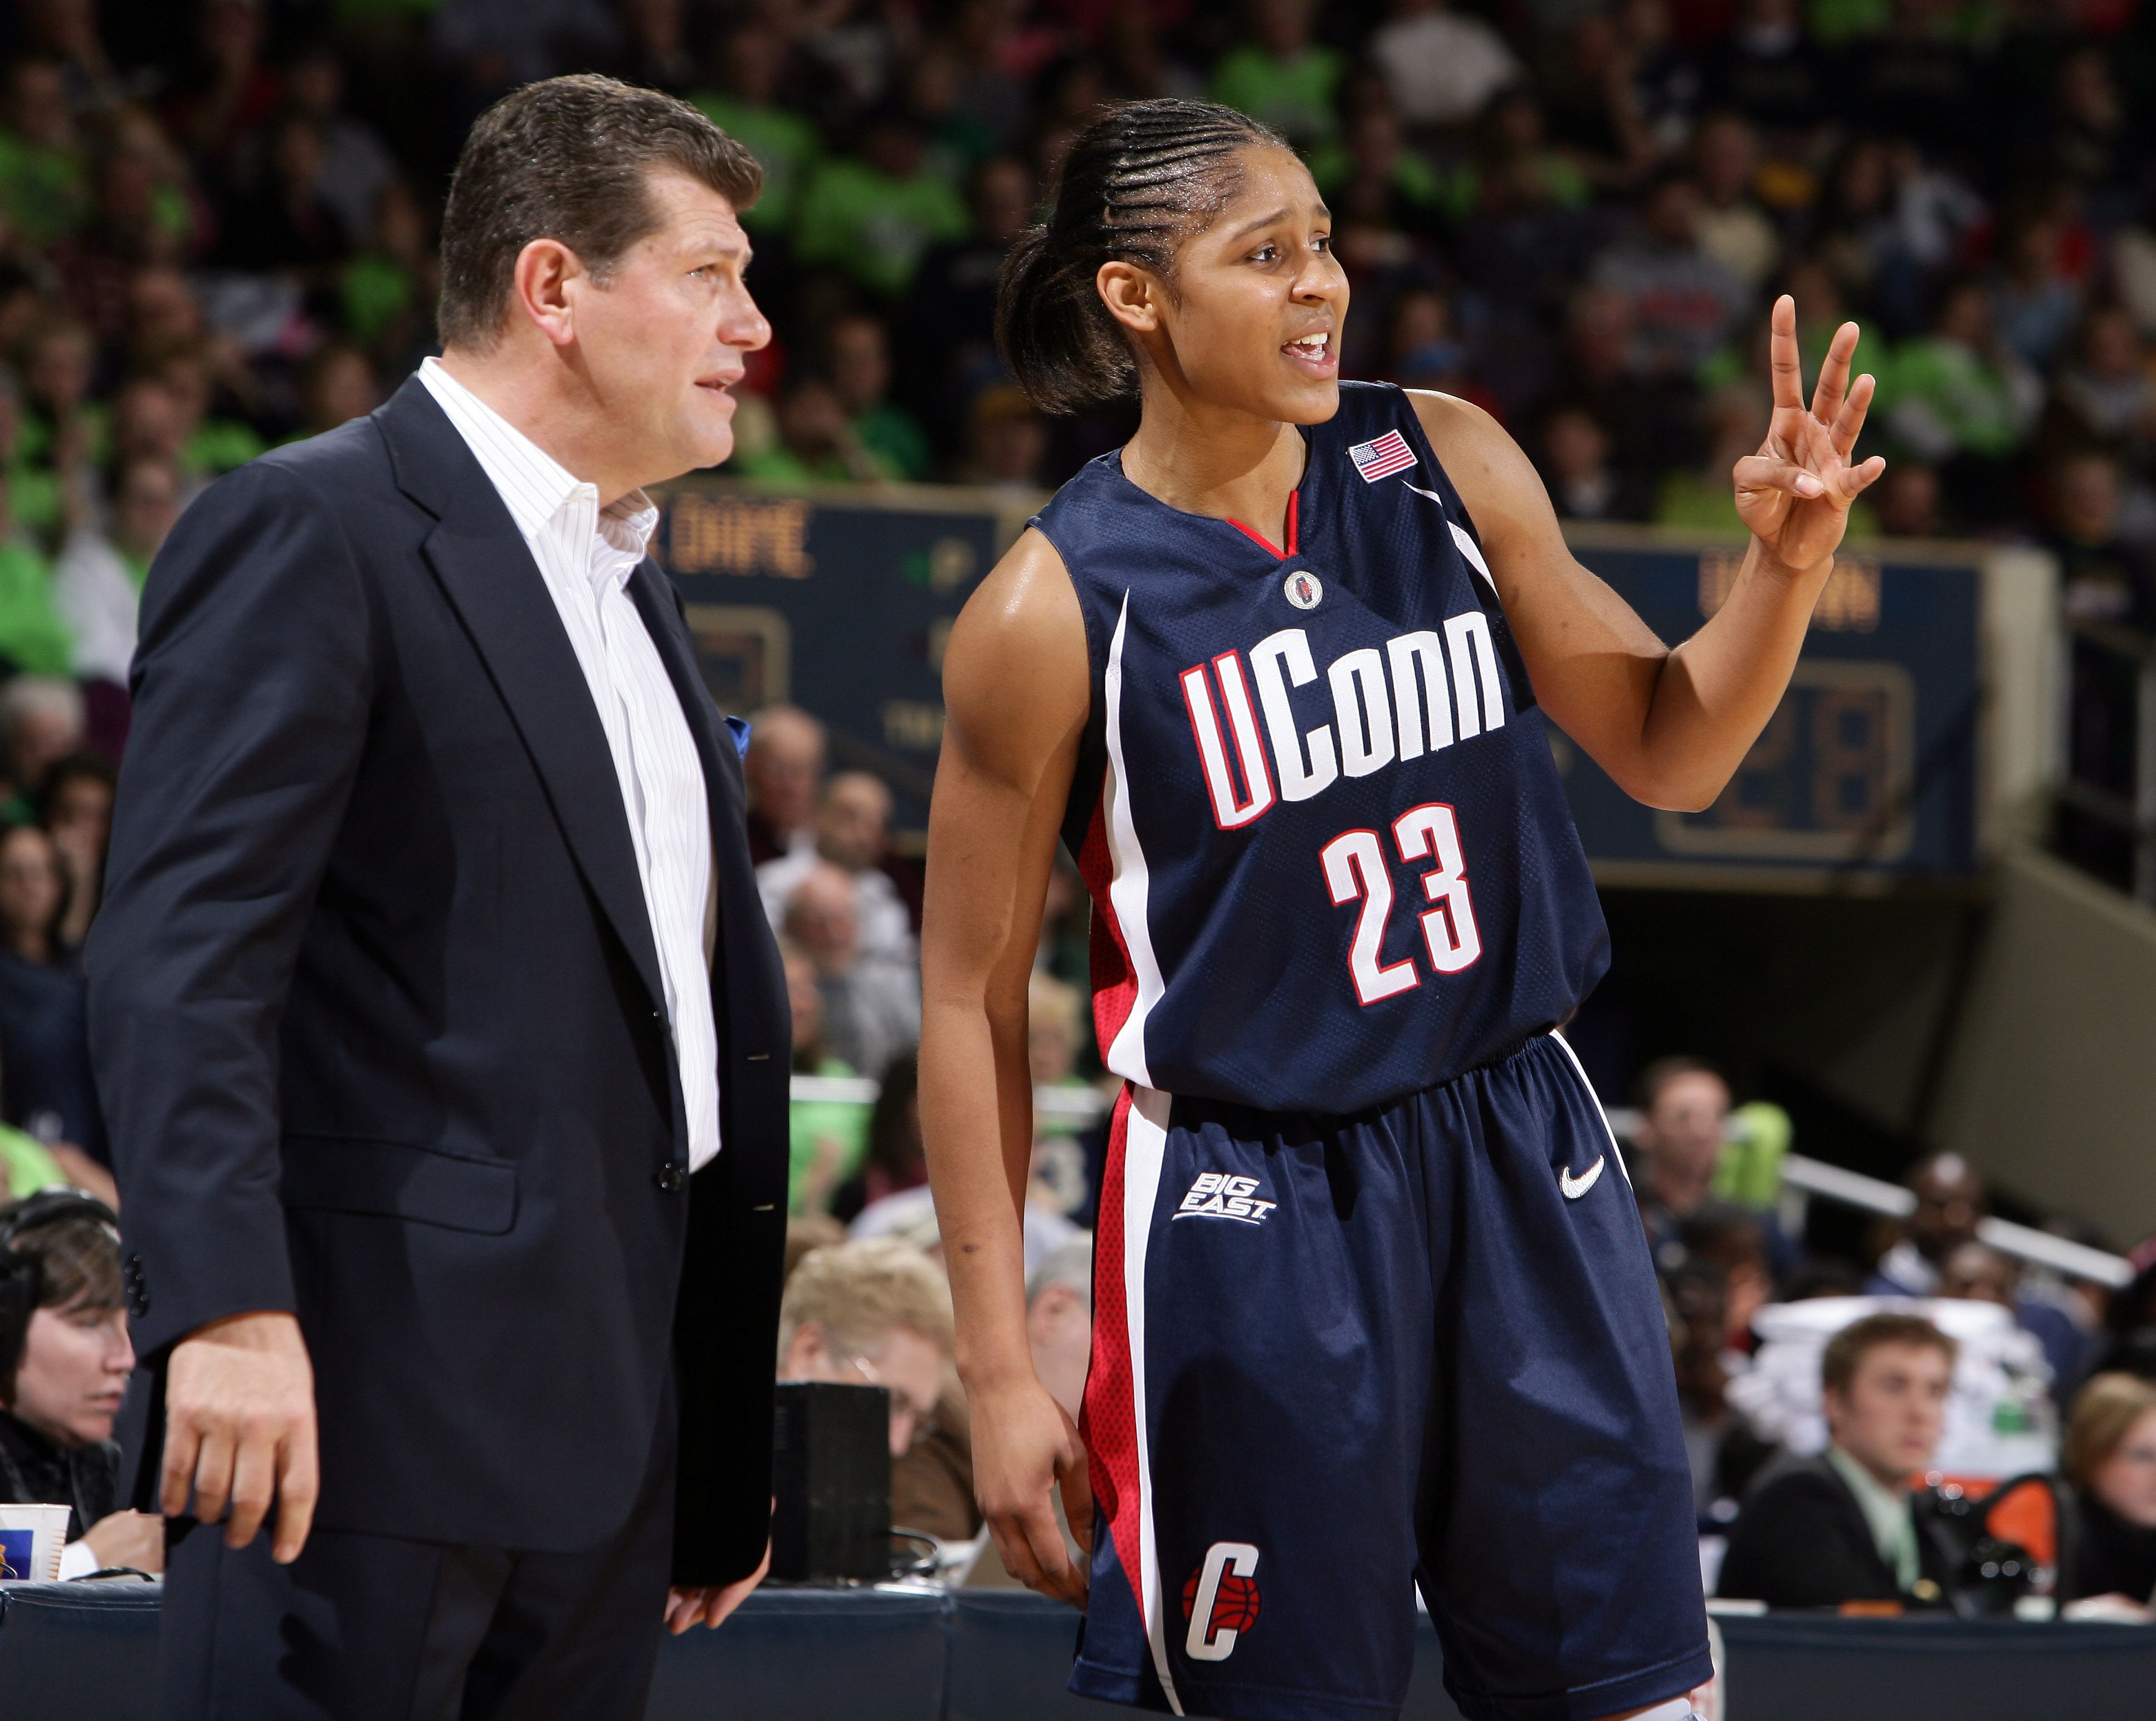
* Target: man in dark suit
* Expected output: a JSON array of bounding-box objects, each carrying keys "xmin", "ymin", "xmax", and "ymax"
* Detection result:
[
  {"xmin": 1718, "ymin": 1311, "xmax": 1962, "ymax": 1610},
  {"xmin": 86, "ymin": 76, "xmax": 791, "ymax": 1719}
]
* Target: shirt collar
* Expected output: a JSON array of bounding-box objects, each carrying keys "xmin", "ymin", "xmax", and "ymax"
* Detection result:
[{"xmin": 418, "ymin": 357, "xmax": 660, "ymax": 565}]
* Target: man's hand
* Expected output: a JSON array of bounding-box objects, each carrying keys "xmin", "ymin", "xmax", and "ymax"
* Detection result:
[
  {"xmin": 665, "ymin": 1537, "xmax": 772, "ymax": 1634},
  {"xmin": 79, "ymin": 1509, "xmax": 165, "ymax": 1574},
  {"xmin": 1734, "ymin": 294, "xmax": 1885, "ymax": 576},
  {"xmin": 161, "ymin": 1310, "xmax": 319, "ymax": 1563},
  {"xmin": 969, "ymin": 1373, "xmax": 1092, "ymax": 1607}
]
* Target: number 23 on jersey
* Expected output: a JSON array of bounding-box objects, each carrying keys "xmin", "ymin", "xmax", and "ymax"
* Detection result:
[{"xmin": 1321, "ymin": 803, "xmax": 1481, "ymax": 1006}]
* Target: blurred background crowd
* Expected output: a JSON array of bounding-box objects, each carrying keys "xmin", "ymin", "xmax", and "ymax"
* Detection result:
[{"xmin": 0, "ymin": 0, "xmax": 2152, "ymax": 1624}]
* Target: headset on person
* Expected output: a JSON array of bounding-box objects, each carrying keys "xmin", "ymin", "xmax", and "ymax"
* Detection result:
[{"xmin": 0, "ymin": 1189, "xmax": 123, "ymax": 1390}]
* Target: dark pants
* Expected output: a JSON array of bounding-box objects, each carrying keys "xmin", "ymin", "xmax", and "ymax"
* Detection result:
[{"xmin": 157, "ymin": 1399, "xmax": 676, "ymax": 1721}]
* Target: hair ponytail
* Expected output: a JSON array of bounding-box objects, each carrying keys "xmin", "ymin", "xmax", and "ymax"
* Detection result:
[{"xmin": 996, "ymin": 99, "xmax": 1284, "ymax": 415}]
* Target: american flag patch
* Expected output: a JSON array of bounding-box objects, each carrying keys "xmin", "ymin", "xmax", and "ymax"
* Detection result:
[{"xmin": 1348, "ymin": 429, "xmax": 1416, "ymax": 482}]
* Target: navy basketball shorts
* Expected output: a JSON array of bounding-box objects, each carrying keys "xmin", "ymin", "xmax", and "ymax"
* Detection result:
[{"xmin": 1071, "ymin": 1033, "xmax": 1710, "ymax": 1721}]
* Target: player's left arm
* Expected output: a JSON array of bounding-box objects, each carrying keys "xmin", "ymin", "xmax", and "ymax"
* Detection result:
[{"xmin": 1408, "ymin": 294, "xmax": 1883, "ymax": 812}]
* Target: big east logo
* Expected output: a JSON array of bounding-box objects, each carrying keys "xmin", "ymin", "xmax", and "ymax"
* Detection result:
[
  {"xmin": 1174, "ymin": 1173, "xmax": 1277, "ymax": 1225},
  {"xmin": 1182, "ymin": 1542, "xmax": 1262, "ymax": 1661}
]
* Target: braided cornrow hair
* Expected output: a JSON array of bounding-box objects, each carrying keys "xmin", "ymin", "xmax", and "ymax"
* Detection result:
[{"xmin": 996, "ymin": 99, "xmax": 1286, "ymax": 414}]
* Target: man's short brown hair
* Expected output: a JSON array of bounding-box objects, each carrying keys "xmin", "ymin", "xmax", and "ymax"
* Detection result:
[
  {"xmin": 437, "ymin": 74, "xmax": 762, "ymax": 353},
  {"xmin": 1821, "ymin": 1311, "xmax": 1956, "ymax": 1397}
]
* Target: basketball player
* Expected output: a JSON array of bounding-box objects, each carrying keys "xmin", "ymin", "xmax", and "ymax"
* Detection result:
[{"xmin": 920, "ymin": 100, "xmax": 1880, "ymax": 1721}]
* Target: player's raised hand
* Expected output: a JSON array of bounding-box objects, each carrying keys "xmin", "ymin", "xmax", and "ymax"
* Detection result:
[{"xmin": 1733, "ymin": 294, "xmax": 1885, "ymax": 574}]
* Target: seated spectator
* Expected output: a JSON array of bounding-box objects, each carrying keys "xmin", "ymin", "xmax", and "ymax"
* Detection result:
[
  {"xmin": 0, "ymin": 57, "xmax": 91, "ymax": 250},
  {"xmin": 1692, "ymin": 112, "xmax": 1777, "ymax": 294},
  {"xmin": 0, "ymin": 823, "xmax": 70, "ymax": 970},
  {"xmin": 1871, "ymin": 460, "xmax": 1945, "ymax": 537},
  {"xmin": 1631, "ymin": 1055, "xmax": 1732, "ymax": 1265},
  {"xmin": 54, "ymin": 454, "xmax": 181, "ymax": 687},
  {"xmin": 276, "ymin": 47, "xmax": 398, "ymax": 252},
  {"xmin": 1026, "ymin": 1237, "xmax": 1092, "ymax": 1422},
  {"xmin": 826, "ymin": 314, "xmax": 929, "ymax": 482},
  {"xmin": 1209, "ymin": 0, "xmax": 1344, "ymax": 151},
  {"xmin": 792, "ymin": 108, "xmax": 969, "ymax": 301},
  {"xmin": 0, "ymin": 474, "xmax": 72, "ymax": 679},
  {"xmin": 734, "ymin": 375, "xmax": 892, "ymax": 485},
  {"xmin": 955, "ymin": 385, "xmax": 1049, "ymax": 491},
  {"xmin": 339, "ymin": 181, "xmax": 440, "ymax": 368},
  {"xmin": 784, "ymin": 937, "xmax": 873, "ymax": 1217},
  {"xmin": 294, "ymin": 343, "xmax": 379, "ymax": 439},
  {"xmin": 0, "ymin": 370, "xmax": 63, "ymax": 548},
  {"xmin": 1871, "ymin": 1152, "xmax": 2089, "ymax": 1391},
  {"xmin": 691, "ymin": 25, "xmax": 823, "ymax": 237},
  {"xmin": 40, "ymin": 751, "xmax": 114, "ymax": 954},
  {"xmin": 0, "ymin": 675, "xmax": 84, "ymax": 816},
  {"xmin": 2062, "ymin": 1372, "xmax": 2156, "ymax": 1611},
  {"xmin": 833, "ymin": 1050, "xmax": 925, "ymax": 1225},
  {"xmin": 1656, "ymin": 377, "xmax": 1798, "ymax": 537},
  {"xmin": 145, "ymin": 340, "xmax": 266, "ymax": 480},
  {"xmin": 1987, "ymin": 207, "xmax": 2083, "ymax": 376},
  {"xmin": 743, "ymin": 703, "xmax": 826, "ymax": 864},
  {"xmin": 2046, "ymin": 450, "xmax": 2156, "ymax": 629},
  {"xmin": 784, "ymin": 862, "xmax": 919, "ymax": 1085},
  {"xmin": 903, "ymin": 156, "xmax": 1035, "ymax": 452},
  {"xmin": 1718, "ymin": 1311, "xmax": 1959, "ymax": 1609},
  {"xmin": 1593, "ymin": 171, "xmax": 1750, "ymax": 383},
  {"xmin": 0, "ymin": 1193, "xmax": 160, "ymax": 1577},
  {"xmin": 1539, "ymin": 402, "xmax": 1648, "ymax": 521},
  {"xmin": 760, "ymin": 771, "xmax": 914, "ymax": 968},
  {"xmin": 1885, "ymin": 279, "xmax": 2043, "ymax": 510},
  {"xmin": 1368, "ymin": 0, "xmax": 1519, "ymax": 134},
  {"xmin": 778, "ymin": 1235, "xmax": 953, "ymax": 1459},
  {"xmin": 2050, "ymin": 305, "xmax": 2156, "ymax": 460}
]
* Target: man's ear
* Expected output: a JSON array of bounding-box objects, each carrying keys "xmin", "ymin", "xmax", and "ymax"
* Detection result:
[
  {"xmin": 510, "ymin": 237, "xmax": 584, "ymax": 349},
  {"xmin": 1097, "ymin": 260, "xmax": 1163, "ymax": 337}
]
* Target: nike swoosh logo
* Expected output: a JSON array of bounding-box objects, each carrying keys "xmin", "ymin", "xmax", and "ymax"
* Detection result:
[{"xmin": 1559, "ymin": 1157, "xmax": 1606, "ymax": 1200}]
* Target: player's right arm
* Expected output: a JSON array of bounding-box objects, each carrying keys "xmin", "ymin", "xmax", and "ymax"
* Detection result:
[{"xmin": 920, "ymin": 526, "xmax": 1095, "ymax": 1606}]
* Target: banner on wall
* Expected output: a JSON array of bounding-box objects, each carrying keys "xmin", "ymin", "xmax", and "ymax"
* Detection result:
[{"xmin": 653, "ymin": 484, "xmax": 2008, "ymax": 889}]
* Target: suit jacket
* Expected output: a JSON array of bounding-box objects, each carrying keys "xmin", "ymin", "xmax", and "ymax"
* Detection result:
[
  {"xmin": 1716, "ymin": 1452, "xmax": 1958, "ymax": 1611},
  {"xmin": 86, "ymin": 379, "xmax": 790, "ymax": 1583}
]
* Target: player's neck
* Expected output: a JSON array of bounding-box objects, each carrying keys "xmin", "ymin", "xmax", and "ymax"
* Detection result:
[{"xmin": 1122, "ymin": 401, "xmax": 1306, "ymax": 552}]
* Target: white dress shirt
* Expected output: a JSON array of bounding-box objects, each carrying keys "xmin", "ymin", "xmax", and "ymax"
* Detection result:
[{"xmin": 418, "ymin": 358, "xmax": 721, "ymax": 1169}]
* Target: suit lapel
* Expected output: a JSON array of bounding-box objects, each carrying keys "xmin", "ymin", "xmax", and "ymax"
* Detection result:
[{"xmin": 377, "ymin": 381, "xmax": 668, "ymax": 1014}]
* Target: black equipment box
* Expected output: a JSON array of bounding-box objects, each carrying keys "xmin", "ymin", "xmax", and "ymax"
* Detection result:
[{"xmin": 771, "ymin": 1381, "xmax": 891, "ymax": 1582}]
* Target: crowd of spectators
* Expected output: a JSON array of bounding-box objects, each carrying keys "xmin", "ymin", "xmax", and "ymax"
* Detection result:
[
  {"xmin": 2, "ymin": 0, "xmax": 2155, "ymax": 1615},
  {"xmin": 1629, "ymin": 1052, "xmax": 2156, "ymax": 1616}
]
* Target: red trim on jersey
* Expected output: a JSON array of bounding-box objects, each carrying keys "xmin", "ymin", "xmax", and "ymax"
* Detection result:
[
  {"xmin": 1223, "ymin": 490, "xmax": 1299, "ymax": 559},
  {"xmin": 1079, "ymin": 1085, "xmax": 1144, "ymax": 1611},
  {"xmin": 1078, "ymin": 796, "xmax": 1138, "ymax": 1056}
]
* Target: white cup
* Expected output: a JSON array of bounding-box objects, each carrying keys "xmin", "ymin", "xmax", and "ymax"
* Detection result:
[{"xmin": 0, "ymin": 1503, "xmax": 71, "ymax": 1583}]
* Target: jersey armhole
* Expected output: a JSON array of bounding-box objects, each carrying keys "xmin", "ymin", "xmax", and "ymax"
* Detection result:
[{"xmin": 1026, "ymin": 515, "xmax": 1113, "ymax": 861}]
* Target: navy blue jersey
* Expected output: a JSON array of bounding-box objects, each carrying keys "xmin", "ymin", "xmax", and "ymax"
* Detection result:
[{"xmin": 1035, "ymin": 382, "xmax": 1608, "ymax": 1115}]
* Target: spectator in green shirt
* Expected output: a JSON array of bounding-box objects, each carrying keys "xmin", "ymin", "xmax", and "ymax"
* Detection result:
[
  {"xmin": 0, "ymin": 372, "xmax": 63, "ymax": 552},
  {"xmin": 734, "ymin": 377, "xmax": 896, "ymax": 486},
  {"xmin": 1209, "ymin": 0, "xmax": 1346, "ymax": 150},
  {"xmin": 692, "ymin": 24, "xmax": 823, "ymax": 235},
  {"xmin": 793, "ymin": 110, "xmax": 970, "ymax": 300},
  {"xmin": 827, "ymin": 314, "xmax": 931, "ymax": 481},
  {"xmin": 0, "ymin": 59, "xmax": 90, "ymax": 249},
  {"xmin": 1885, "ymin": 277, "xmax": 2042, "ymax": 466},
  {"xmin": 147, "ymin": 344, "xmax": 265, "ymax": 479},
  {"xmin": 0, "ymin": 475, "xmax": 76, "ymax": 679},
  {"xmin": 782, "ymin": 939, "xmax": 872, "ymax": 1217}
]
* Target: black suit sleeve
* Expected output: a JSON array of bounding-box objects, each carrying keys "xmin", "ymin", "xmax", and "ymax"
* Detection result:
[
  {"xmin": 86, "ymin": 460, "xmax": 374, "ymax": 1363},
  {"xmin": 1716, "ymin": 1468, "xmax": 1903, "ymax": 1610}
]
